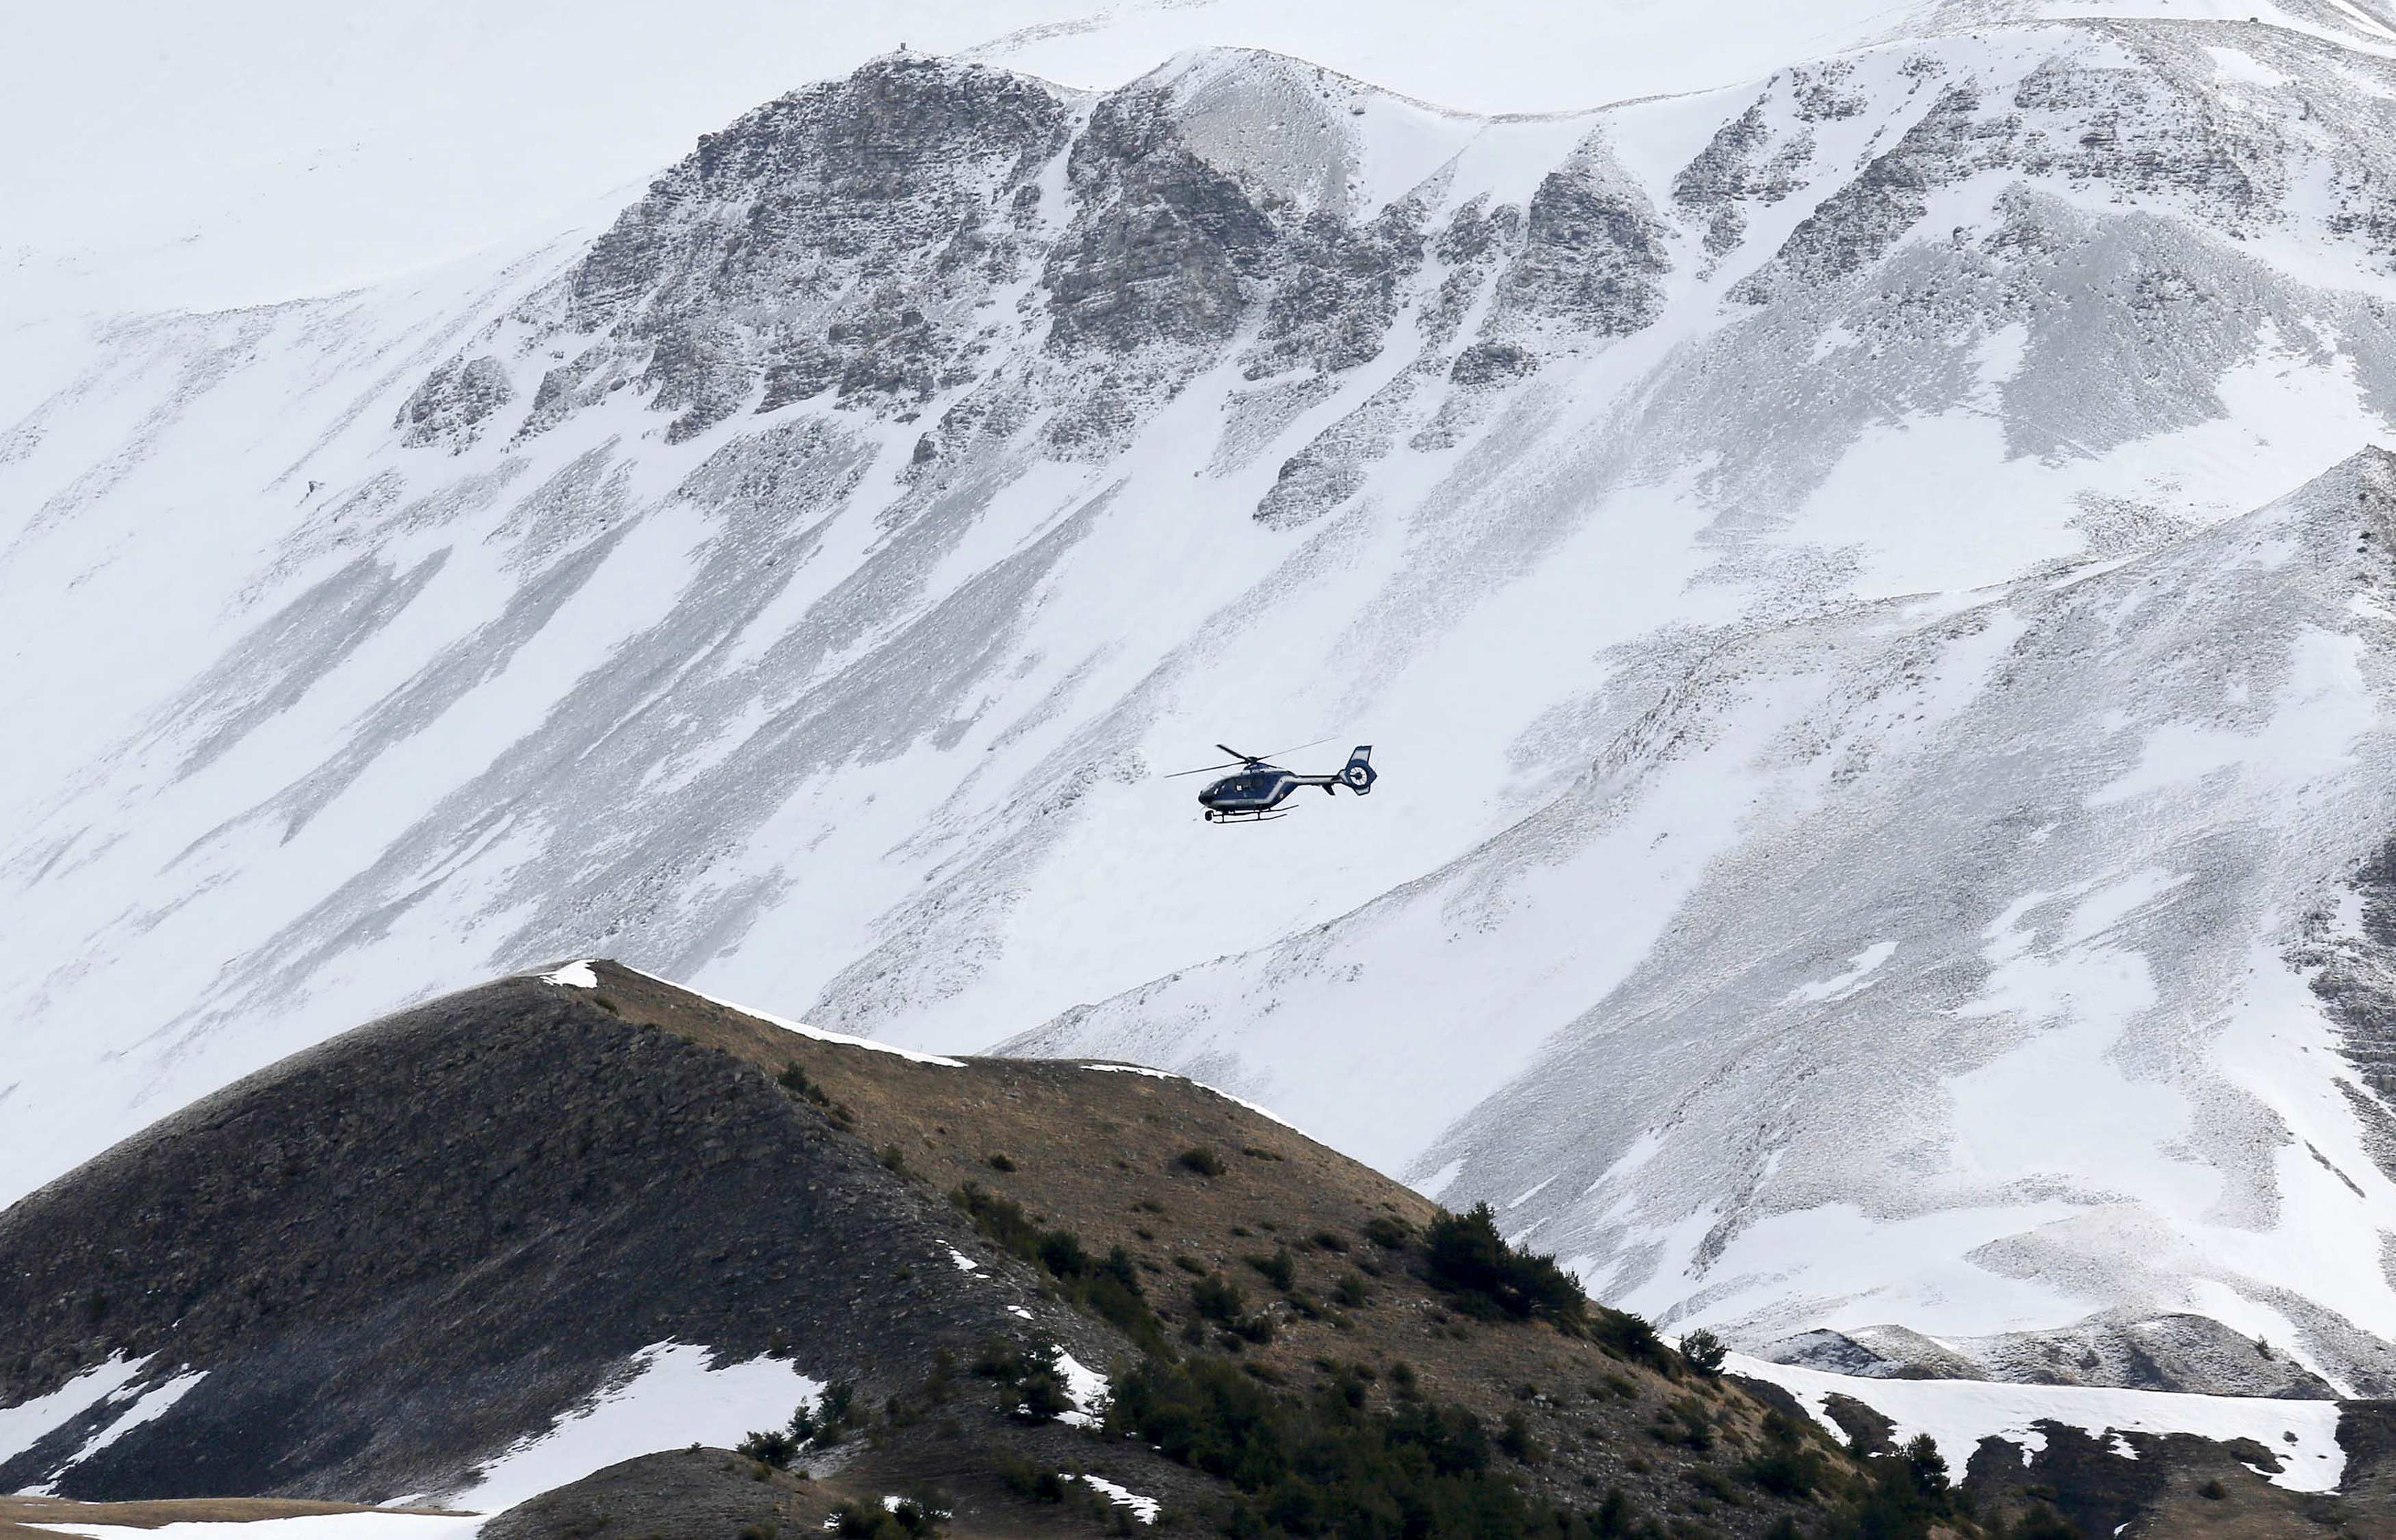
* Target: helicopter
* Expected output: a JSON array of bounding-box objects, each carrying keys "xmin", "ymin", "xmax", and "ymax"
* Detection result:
[{"xmin": 1167, "ymin": 739, "xmax": 1378, "ymax": 822}]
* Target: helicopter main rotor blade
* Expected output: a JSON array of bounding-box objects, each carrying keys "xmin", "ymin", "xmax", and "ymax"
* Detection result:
[
  {"xmin": 1254, "ymin": 734, "xmax": 1338, "ymax": 762},
  {"xmin": 1162, "ymin": 758, "xmax": 1247, "ymax": 779},
  {"xmin": 1166, "ymin": 736, "xmax": 1340, "ymax": 778}
]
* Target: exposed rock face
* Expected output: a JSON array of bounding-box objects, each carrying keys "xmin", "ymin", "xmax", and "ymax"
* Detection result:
[
  {"xmin": 1672, "ymin": 101, "xmax": 1805, "ymax": 260},
  {"xmin": 395, "ymin": 357, "xmax": 514, "ymax": 450},
  {"xmin": 1043, "ymin": 86, "xmax": 1275, "ymax": 357},
  {"xmin": 1761, "ymin": 1316, "xmax": 2342, "ymax": 1399},
  {"xmin": 1489, "ymin": 149, "xmax": 1670, "ymax": 344},
  {"xmin": 524, "ymin": 56, "xmax": 1075, "ymax": 442}
]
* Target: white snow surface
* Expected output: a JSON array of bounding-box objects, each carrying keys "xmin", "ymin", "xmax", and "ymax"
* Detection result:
[
  {"xmin": 34, "ymin": 1519, "xmax": 477, "ymax": 1540},
  {"xmin": 37, "ymin": 1370, "xmax": 211, "ymax": 1490},
  {"xmin": 16, "ymin": 6, "xmax": 2396, "ymax": 1396},
  {"xmin": 1053, "ymin": 1351, "xmax": 1111, "ymax": 1430},
  {"xmin": 0, "ymin": 1357, "xmax": 148, "ymax": 1466},
  {"xmin": 1068, "ymin": 1474, "xmax": 1162, "ymax": 1524},
  {"xmin": 539, "ymin": 960, "xmax": 599, "ymax": 988},
  {"xmin": 420, "ymin": 1343, "xmax": 821, "ymax": 1511},
  {"xmin": 1731, "ymin": 1354, "xmax": 2349, "ymax": 1493}
]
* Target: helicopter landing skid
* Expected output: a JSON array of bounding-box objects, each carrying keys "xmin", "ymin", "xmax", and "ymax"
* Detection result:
[{"xmin": 1203, "ymin": 809, "xmax": 1287, "ymax": 823}]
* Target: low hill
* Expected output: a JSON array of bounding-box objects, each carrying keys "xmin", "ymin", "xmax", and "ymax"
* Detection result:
[{"xmin": 3, "ymin": 960, "xmax": 2390, "ymax": 1537}]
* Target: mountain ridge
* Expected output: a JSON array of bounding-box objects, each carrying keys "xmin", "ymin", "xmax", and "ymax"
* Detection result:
[{"xmin": 9, "ymin": 13, "xmax": 2396, "ymax": 1412}]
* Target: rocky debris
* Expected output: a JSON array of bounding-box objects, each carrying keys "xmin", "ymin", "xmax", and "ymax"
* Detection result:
[
  {"xmin": 1416, "ymin": 196, "xmax": 1520, "ymax": 353},
  {"xmin": 2007, "ymin": 45, "xmax": 2280, "ymax": 225},
  {"xmin": 1757, "ymin": 1328, "xmax": 1966, "ymax": 1381},
  {"xmin": 1731, "ymin": 81, "xmax": 1991, "ymax": 304},
  {"xmin": 1737, "ymin": 29, "xmax": 2304, "ymax": 309},
  {"xmin": 1042, "ymin": 84, "xmax": 1275, "ymax": 357},
  {"xmin": 2297, "ymin": 836, "xmax": 2396, "ymax": 1179},
  {"xmin": 528, "ymin": 55, "xmax": 1073, "ymax": 441},
  {"xmin": 1483, "ymin": 146, "xmax": 1670, "ymax": 346},
  {"xmin": 668, "ymin": 415, "xmax": 877, "ymax": 543},
  {"xmin": 1204, "ymin": 374, "xmax": 1339, "ymax": 476},
  {"xmin": 1253, "ymin": 370, "xmax": 1423, "ymax": 527},
  {"xmin": 1765, "ymin": 1317, "xmax": 2342, "ymax": 1398},
  {"xmin": 1671, "ymin": 100, "xmax": 1808, "ymax": 259},
  {"xmin": 1447, "ymin": 341, "xmax": 1535, "ymax": 387},
  {"xmin": 394, "ymin": 356, "xmax": 514, "ymax": 451},
  {"xmin": 1789, "ymin": 60, "xmax": 1870, "ymax": 122},
  {"xmin": 1240, "ymin": 198, "xmax": 1427, "ymax": 379}
]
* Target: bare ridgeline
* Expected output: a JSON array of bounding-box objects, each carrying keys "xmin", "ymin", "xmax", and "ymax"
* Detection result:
[{"xmin": 1, "ymin": 962, "xmax": 2392, "ymax": 1539}]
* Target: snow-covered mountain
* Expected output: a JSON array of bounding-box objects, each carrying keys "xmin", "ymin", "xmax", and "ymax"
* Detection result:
[{"xmin": 12, "ymin": 3, "xmax": 2396, "ymax": 1393}]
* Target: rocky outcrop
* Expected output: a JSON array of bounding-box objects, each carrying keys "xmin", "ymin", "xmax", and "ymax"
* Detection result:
[
  {"xmin": 532, "ymin": 55, "xmax": 1075, "ymax": 441},
  {"xmin": 395, "ymin": 357, "xmax": 515, "ymax": 451}
]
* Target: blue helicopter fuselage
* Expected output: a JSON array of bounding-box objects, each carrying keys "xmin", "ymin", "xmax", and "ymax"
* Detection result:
[{"xmin": 1197, "ymin": 767, "xmax": 1299, "ymax": 815}]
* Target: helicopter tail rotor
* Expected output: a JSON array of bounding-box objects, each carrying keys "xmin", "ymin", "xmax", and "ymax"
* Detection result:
[{"xmin": 1339, "ymin": 745, "xmax": 1377, "ymax": 794}]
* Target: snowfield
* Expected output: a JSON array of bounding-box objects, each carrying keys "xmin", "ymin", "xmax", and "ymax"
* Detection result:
[
  {"xmin": 420, "ymin": 1343, "xmax": 824, "ymax": 1511},
  {"xmin": 1731, "ymin": 1352, "xmax": 2351, "ymax": 1493},
  {"xmin": 13, "ymin": 1, "xmax": 2396, "ymax": 1396},
  {"xmin": 32, "ymin": 1517, "xmax": 479, "ymax": 1540},
  {"xmin": 0, "ymin": 1343, "xmax": 822, "ymax": 1515}
]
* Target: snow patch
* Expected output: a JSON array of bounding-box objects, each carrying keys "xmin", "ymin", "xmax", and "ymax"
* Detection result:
[
  {"xmin": 36, "ymin": 1369, "xmax": 209, "ymax": 1488},
  {"xmin": 539, "ymin": 960, "xmax": 598, "ymax": 989},
  {"xmin": 1069, "ymin": 1474, "xmax": 1161, "ymax": 1524},
  {"xmin": 1054, "ymin": 1350, "xmax": 1110, "ymax": 1429},
  {"xmin": 429, "ymin": 1342, "xmax": 822, "ymax": 1511},
  {"xmin": 1506, "ymin": 1175, "xmax": 1556, "ymax": 1210},
  {"xmin": 1414, "ymin": 1159, "xmax": 1466, "ymax": 1201},
  {"xmin": 34, "ymin": 1517, "xmax": 477, "ymax": 1540},
  {"xmin": 1785, "ymin": 942, "xmax": 1898, "ymax": 1005},
  {"xmin": 0, "ymin": 1355, "xmax": 150, "ymax": 1465},
  {"xmin": 1731, "ymin": 1355, "xmax": 2347, "ymax": 1493}
]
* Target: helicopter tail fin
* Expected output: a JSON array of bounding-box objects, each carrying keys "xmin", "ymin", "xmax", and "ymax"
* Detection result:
[{"xmin": 1339, "ymin": 745, "xmax": 1377, "ymax": 795}]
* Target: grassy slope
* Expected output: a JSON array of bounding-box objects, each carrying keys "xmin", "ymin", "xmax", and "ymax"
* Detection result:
[{"xmin": 571, "ymin": 960, "xmax": 1900, "ymax": 1537}]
